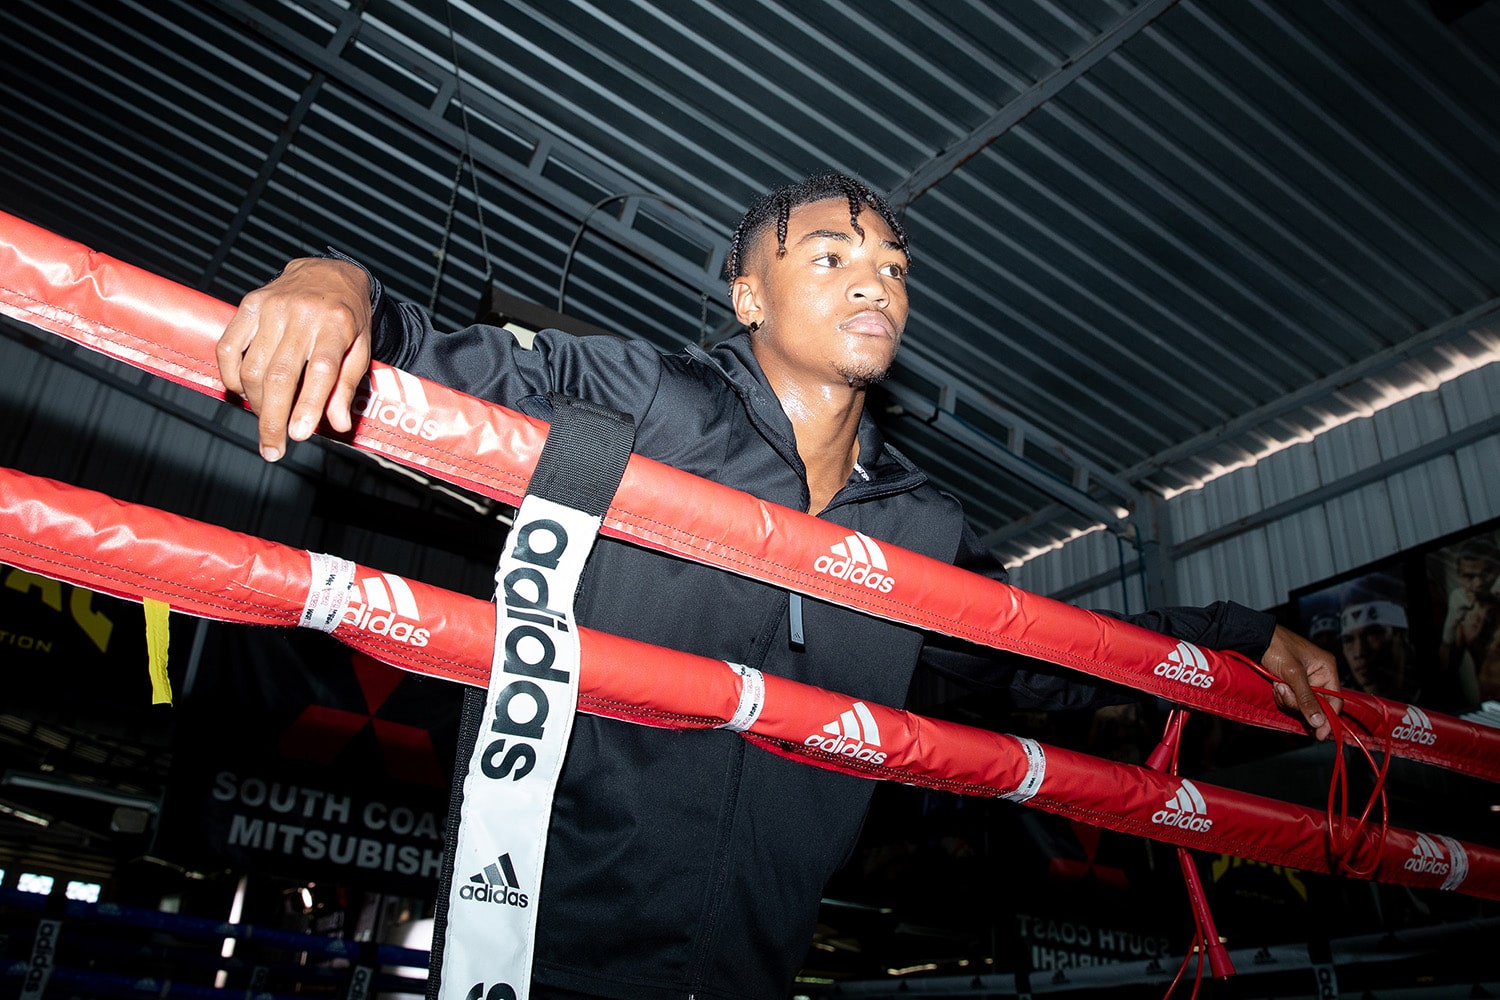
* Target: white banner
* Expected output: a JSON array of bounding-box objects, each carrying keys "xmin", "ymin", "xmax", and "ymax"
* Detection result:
[{"xmin": 438, "ymin": 495, "xmax": 601, "ymax": 1000}]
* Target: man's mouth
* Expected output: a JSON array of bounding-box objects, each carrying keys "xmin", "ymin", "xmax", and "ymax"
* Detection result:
[{"xmin": 841, "ymin": 310, "xmax": 896, "ymax": 337}]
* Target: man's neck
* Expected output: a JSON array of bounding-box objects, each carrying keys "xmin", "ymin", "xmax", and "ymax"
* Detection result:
[{"xmin": 767, "ymin": 377, "xmax": 865, "ymax": 514}]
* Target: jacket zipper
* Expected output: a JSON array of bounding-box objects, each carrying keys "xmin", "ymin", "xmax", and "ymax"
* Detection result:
[
  {"xmin": 427, "ymin": 685, "xmax": 487, "ymax": 1000},
  {"xmin": 686, "ymin": 593, "xmax": 783, "ymax": 998}
]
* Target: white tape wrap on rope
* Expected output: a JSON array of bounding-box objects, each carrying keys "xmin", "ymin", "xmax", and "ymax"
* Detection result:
[
  {"xmin": 718, "ymin": 663, "xmax": 765, "ymax": 733},
  {"xmin": 301, "ymin": 552, "xmax": 355, "ymax": 632},
  {"xmin": 1000, "ymin": 737, "xmax": 1047, "ymax": 803},
  {"xmin": 1439, "ymin": 835, "xmax": 1471, "ymax": 892},
  {"xmin": 438, "ymin": 495, "xmax": 603, "ymax": 1000}
]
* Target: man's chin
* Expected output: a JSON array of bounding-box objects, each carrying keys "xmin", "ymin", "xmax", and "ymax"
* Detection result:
[
  {"xmin": 838, "ymin": 364, "xmax": 891, "ymax": 390},
  {"xmin": 836, "ymin": 348, "xmax": 898, "ymax": 390}
]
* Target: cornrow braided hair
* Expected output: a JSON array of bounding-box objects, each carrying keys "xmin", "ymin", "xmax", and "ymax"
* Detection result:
[{"xmin": 723, "ymin": 172, "xmax": 910, "ymax": 285}]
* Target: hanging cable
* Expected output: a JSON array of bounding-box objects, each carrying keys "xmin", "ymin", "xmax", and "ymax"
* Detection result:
[
  {"xmin": 1228, "ymin": 649, "xmax": 1393, "ymax": 877},
  {"xmin": 429, "ymin": 1, "xmax": 495, "ymax": 315},
  {"xmin": 557, "ymin": 191, "xmax": 691, "ymax": 316},
  {"xmin": 430, "ymin": 155, "xmax": 466, "ymax": 315}
]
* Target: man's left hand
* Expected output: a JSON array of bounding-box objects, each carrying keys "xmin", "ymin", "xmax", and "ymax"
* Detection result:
[{"xmin": 1261, "ymin": 625, "xmax": 1343, "ymax": 741}]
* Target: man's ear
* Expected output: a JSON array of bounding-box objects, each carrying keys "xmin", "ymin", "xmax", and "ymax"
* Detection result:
[{"xmin": 730, "ymin": 274, "xmax": 763, "ymax": 330}]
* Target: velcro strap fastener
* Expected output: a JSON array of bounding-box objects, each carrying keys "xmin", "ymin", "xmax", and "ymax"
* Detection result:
[
  {"xmin": 302, "ymin": 552, "xmax": 355, "ymax": 632},
  {"xmin": 527, "ymin": 393, "xmax": 636, "ymax": 517}
]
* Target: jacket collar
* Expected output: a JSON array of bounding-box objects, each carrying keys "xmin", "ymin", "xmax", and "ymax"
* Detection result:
[{"xmin": 689, "ymin": 333, "xmax": 927, "ymax": 495}]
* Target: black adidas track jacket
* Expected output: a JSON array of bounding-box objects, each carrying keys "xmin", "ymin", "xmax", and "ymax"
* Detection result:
[{"xmin": 368, "ymin": 292, "xmax": 1276, "ymax": 1000}]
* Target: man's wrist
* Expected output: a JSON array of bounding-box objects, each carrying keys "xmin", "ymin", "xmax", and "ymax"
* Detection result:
[
  {"xmin": 323, "ymin": 246, "xmax": 381, "ymax": 307},
  {"xmin": 1216, "ymin": 600, "xmax": 1278, "ymax": 659}
]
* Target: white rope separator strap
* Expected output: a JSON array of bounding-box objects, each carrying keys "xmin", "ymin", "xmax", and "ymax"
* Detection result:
[
  {"xmin": 999, "ymin": 737, "xmax": 1047, "ymax": 803},
  {"xmin": 439, "ymin": 494, "xmax": 602, "ymax": 1000},
  {"xmin": 301, "ymin": 552, "xmax": 355, "ymax": 632},
  {"xmin": 717, "ymin": 663, "xmax": 765, "ymax": 733},
  {"xmin": 17, "ymin": 917, "xmax": 61, "ymax": 1000}
]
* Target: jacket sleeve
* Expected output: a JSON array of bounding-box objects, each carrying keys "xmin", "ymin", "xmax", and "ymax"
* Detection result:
[
  {"xmin": 359, "ymin": 262, "xmax": 666, "ymax": 422},
  {"xmin": 919, "ymin": 524, "xmax": 1277, "ymax": 711}
]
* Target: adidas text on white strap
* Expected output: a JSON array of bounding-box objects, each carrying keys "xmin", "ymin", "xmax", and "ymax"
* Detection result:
[{"xmin": 439, "ymin": 495, "xmax": 603, "ymax": 1000}]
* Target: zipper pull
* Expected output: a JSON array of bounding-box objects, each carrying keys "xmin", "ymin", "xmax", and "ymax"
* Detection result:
[{"xmin": 789, "ymin": 592, "xmax": 805, "ymax": 650}]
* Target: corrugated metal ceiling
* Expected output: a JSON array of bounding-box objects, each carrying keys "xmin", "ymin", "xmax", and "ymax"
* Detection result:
[{"xmin": 2, "ymin": 0, "xmax": 1498, "ymax": 564}]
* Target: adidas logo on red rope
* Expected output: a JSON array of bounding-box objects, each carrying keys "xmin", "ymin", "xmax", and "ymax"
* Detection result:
[
  {"xmin": 1391, "ymin": 705, "xmax": 1437, "ymax": 746},
  {"xmin": 342, "ymin": 572, "xmax": 430, "ymax": 647},
  {"xmin": 1151, "ymin": 779, "xmax": 1214, "ymax": 833},
  {"xmin": 1405, "ymin": 833, "xmax": 1452, "ymax": 876},
  {"xmin": 353, "ymin": 367, "xmax": 442, "ymax": 441},
  {"xmin": 1404, "ymin": 833, "xmax": 1468, "ymax": 890},
  {"xmin": 805, "ymin": 701, "xmax": 888, "ymax": 765},
  {"xmin": 1153, "ymin": 640, "xmax": 1215, "ymax": 689},
  {"xmin": 813, "ymin": 532, "xmax": 896, "ymax": 594}
]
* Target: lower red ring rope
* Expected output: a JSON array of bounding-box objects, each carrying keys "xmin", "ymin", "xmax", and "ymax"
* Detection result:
[{"xmin": 0, "ymin": 465, "xmax": 1494, "ymax": 901}]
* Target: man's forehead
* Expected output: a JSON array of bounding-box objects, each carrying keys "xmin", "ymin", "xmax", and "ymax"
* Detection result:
[
  {"xmin": 737, "ymin": 201, "xmax": 901, "ymax": 269},
  {"xmin": 786, "ymin": 198, "xmax": 896, "ymax": 242}
]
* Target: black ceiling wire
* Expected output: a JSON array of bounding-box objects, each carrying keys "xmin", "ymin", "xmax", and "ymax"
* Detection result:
[
  {"xmin": 429, "ymin": 155, "xmax": 466, "ymax": 316},
  {"xmin": 429, "ymin": 0, "xmax": 495, "ymax": 316},
  {"xmin": 556, "ymin": 190, "xmax": 688, "ymax": 318}
]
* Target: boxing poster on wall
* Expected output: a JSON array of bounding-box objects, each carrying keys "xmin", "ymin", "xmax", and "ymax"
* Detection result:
[
  {"xmin": 1425, "ymin": 524, "xmax": 1500, "ymax": 711},
  {"xmin": 1289, "ymin": 514, "xmax": 1500, "ymax": 716}
]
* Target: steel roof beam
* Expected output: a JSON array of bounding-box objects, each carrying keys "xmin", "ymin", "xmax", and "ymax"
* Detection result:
[
  {"xmin": 888, "ymin": 0, "xmax": 1180, "ymax": 210},
  {"xmin": 993, "ymin": 302, "xmax": 1500, "ymax": 552},
  {"xmin": 1121, "ymin": 295, "xmax": 1500, "ymax": 485},
  {"xmin": 893, "ymin": 347, "xmax": 1139, "ymax": 502},
  {"xmin": 209, "ymin": 0, "xmax": 1180, "ymax": 548},
  {"xmin": 201, "ymin": 69, "xmax": 331, "ymax": 290},
  {"xmin": 880, "ymin": 378, "xmax": 1131, "ymax": 535},
  {"xmin": 202, "ymin": 2, "xmax": 374, "ymax": 289}
]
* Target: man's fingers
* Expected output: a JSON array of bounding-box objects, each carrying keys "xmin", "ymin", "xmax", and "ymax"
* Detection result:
[
  {"xmin": 1271, "ymin": 672, "xmax": 1325, "ymax": 732},
  {"xmin": 250, "ymin": 325, "xmax": 314, "ymax": 461},
  {"xmin": 1285, "ymin": 670, "xmax": 1329, "ymax": 738},
  {"xmin": 288, "ymin": 291, "xmax": 370, "ymax": 440},
  {"xmin": 325, "ymin": 333, "xmax": 372, "ymax": 434},
  {"xmin": 1265, "ymin": 625, "xmax": 1338, "ymax": 741},
  {"xmin": 216, "ymin": 303, "xmax": 258, "ymax": 396},
  {"xmin": 289, "ymin": 334, "xmax": 354, "ymax": 442},
  {"xmin": 214, "ymin": 257, "xmax": 373, "ymax": 462}
]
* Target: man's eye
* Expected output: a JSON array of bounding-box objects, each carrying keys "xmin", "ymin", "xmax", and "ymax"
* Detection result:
[
  {"xmin": 813, "ymin": 252, "xmax": 842, "ymax": 267},
  {"xmin": 881, "ymin": 262, "xmax": 905, "ymax": 279}
]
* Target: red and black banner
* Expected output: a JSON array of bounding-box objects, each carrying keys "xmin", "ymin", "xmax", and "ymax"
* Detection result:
[{"xmin": 156, "ymin": 626, "xmax": 461, "ymax": 897}]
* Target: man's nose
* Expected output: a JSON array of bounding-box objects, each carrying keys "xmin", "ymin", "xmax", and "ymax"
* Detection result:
[{"xmin": 847, "ymin": 264, "xmax": 889, "ymax": 306}]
